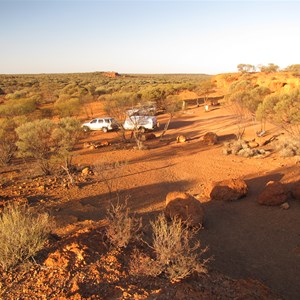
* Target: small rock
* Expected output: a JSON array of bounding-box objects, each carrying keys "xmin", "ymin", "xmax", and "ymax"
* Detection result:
[
  {"xmin": 81, "ymin": 167, "xmax": 90, "ymax": 176},
  {"xmin": 176, "ymin": 135, "xmax": 187, "ymax": 143},
  {"xmin": 248, "ymin": 141, "xmax": 259, "ymax": 148},
  {"xmin": 280, "ymin": 202, "xmax": 290, "ymax": 210},
  {"xmin": 83, "ymin": 142, "xmax": 91, "ymax": 149},
  {"xmin": 203, "ymin": 132, "xmax": 218, "ymax": 145},
  {"xmin": 141, "ymin": 133, "xmax": 156, "ymax": 141}
]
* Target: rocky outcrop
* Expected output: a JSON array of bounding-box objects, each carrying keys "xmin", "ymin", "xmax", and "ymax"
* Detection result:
[
  {"xmin": 165, "ymin": 192, "xmax": 205, "ymax": 227},
  {"xmin": 257, "ymin": 181, "xmax": 288, "ymax": 206}
]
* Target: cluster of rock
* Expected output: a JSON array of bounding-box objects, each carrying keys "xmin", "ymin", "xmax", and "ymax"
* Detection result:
[
  {"xmin": 83, "ymin": 140, "xmax": 110, "ymax": 149},
  {"xmin": 223, "ymin": 139, "xmax": 270, "ymax": 158},
  {"xmin": 164, "ymin": 179, "xmax": 300, "ymax": 227},
  {"xmin": 176, "ymin": 132, "xmax": 218, "ymax": 145}
]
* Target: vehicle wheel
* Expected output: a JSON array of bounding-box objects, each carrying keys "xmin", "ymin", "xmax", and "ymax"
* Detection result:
[
  {"xmin": 102, "ymin": 127, "xmax": 108, "ymax": 133},
  {"xmin": 139, "ymin": 127, "xmax": 146, "ymax": 133},
  {"xmin": 83, "ymin": 126, "xmax": 90, "ymax": 133}
]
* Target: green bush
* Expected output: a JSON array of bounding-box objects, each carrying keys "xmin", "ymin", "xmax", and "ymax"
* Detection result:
[
  {"xmin": 257, "ymin": 88, "xmax": 300, "ymax": 136},
  {"xmin": 54, "ymin": 95, "xmax": 81, "ymax": 117},
  {"xmin": 0, "ymin": 204, "xmax": 53, "ymax": 270},
  {"xmin": 16, "ymin": 118, "xmax": 81, "ymax": 174},
  {"xmin": 0, "ymin": 98, "xmax": 36, "ymax": 117}
]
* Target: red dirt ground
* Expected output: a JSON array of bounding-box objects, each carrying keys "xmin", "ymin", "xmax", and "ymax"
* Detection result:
[{"xmin": 1, "ymin": 101, "xmax": 299, "ymax": 299}]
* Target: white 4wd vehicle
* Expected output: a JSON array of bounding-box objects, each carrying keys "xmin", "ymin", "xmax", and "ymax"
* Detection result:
[
  {"xmin": 123, "ymin": 115, "xmax": 158, "ymax": 132},
  {"xmin": 82, "ymin": 117, "xmax": 118, "ymax": 133}
]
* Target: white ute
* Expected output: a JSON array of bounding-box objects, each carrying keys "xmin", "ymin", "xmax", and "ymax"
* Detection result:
[{"xmin": 123, "ymin": 115, "xmax": 158, "ymax": 133}]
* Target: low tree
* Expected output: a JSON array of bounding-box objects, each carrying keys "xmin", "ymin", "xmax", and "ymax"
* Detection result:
[
  {"xmin": 103, "ymin": 92, "xmax": 141, "ymax": 142},
  {"xmin": 258, "ymin": 63, "xmax": 280, "ymax": 73},
  {"xmin": 16, "ymin": 118, "xmax": 81, "ymax": 175},
  {"xmin": 284, "ymin": 64, "xmax": 300, "ymax": 73},
  {"xmin": 159, "ymin": 95, "xmax": 182, "ymax": 140},
  {"xmin": 196, "ymin": 80, "xmax": 215, "ymax": 106},
  {"xmin": 226, "ymin": 80, "xmax": 271, "ymax": 139},
  {"xmin": 257, "ymin": 88, "xmax": 300, "ymax": 137},
  {"xmin": 51, "ymin": 117, "xmax": 82, "ymax": 174},
  {"xmin": 237, "ymin": 64, "xmax": 255, "ymax": 73},
  {"xmin": 16, "ymin": 119, "xmax": 55, "ymax": 175}
]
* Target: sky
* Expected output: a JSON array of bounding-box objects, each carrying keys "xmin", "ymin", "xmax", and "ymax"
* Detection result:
[{"xmin": 0, "ymin": 0, "xmax": 300, "ymax": 75}]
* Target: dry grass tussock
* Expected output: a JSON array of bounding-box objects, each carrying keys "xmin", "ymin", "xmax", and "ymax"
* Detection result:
[{"xmin": 0, "ymin": 203, "xmax": 53, "ymax": 270}]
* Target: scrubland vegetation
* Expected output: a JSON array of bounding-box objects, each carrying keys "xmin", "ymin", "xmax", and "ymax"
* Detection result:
[{"xmin": 0, "ymin": 67, "xmax": 299, "ymax": 298}]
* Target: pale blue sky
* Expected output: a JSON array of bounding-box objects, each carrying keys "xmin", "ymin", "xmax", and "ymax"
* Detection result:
[{"xmin": 1, "ymin": 0, "xmax": 299, "ymax": 74}]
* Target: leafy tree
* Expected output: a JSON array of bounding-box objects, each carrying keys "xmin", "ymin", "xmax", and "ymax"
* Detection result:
[
  {"xmin": 51, "ymin": 117, "xmax": 82, "ymax": 174},
  {"xmin": 16, "ymin": 119, "xmax": 55, "ymax": 175},
  {"xmin": 237, "ymin": 64, "xmax": 255, "ymax": 73},
  {"xmin": 257, "ymin": 88, "xmax": 300, "ymax": 137},
  {"xmin": 284, "ymin": 64, "xmax": 300, "ymax": 73},
  {"xmin": 196, "ymin": 80, "xmax": 215, "ymax": 106},
  {"xmin": 159, "ymin": 94, "xmax": 182, "ymax": 140},
  {"xmin": 258, "ymin": 63, "xmax": 280, "ymax": 73},
  {"xmin": 141, "ymin": 86, "xmax": 171, "ymax": 110},
  {"xmin": 226, "ymin": 80, "xmax": 271, "ymax": 139},
  {"xmin": 16, "ymin": 118, "xmax": 81, "ymax": 175}
]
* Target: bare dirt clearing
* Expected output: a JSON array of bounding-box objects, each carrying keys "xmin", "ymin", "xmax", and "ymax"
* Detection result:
[{"xmin": 1, "ymin": 102, "xmax": 300, "ymax": 299}]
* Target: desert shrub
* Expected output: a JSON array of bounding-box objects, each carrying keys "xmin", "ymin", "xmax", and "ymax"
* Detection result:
[
  {"xmin": 16, "ymin": 119, "xmax": 55, "ymax": 174},
  {"xmin": 54, "ymin": 95, "xmax": 81, "ymax": 117},
  {"xmin": 51, "ymin": 117, "xmax": 82, "ymax": 167},
  {"xmin": 274, "ymin": 136, "xmax": 300, "ymax": 157},
  {"xmin": 237, "ymin": 148, "xmax": 256, "ymax": 158},
  {"xmin": 16, "ymin": 118, "xmax": 81, "ymax": 175},
  {"xmin": 150, "ymin": 214, "xmax": 208, "ymax": 282},
  {"xmin": 0, "ymin": 119, "xmax": 18, "ymax": 165},
  {"xmin": 0, "ymin": 203, "xmax": 53, "ymax": 270},
  {"xmin": 106, "ymin": 200, "xmax": 141, "ymax": 249},
  {"xmin": 0, "ymin": 98, "xmax": 36, "ymax": 117}
]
